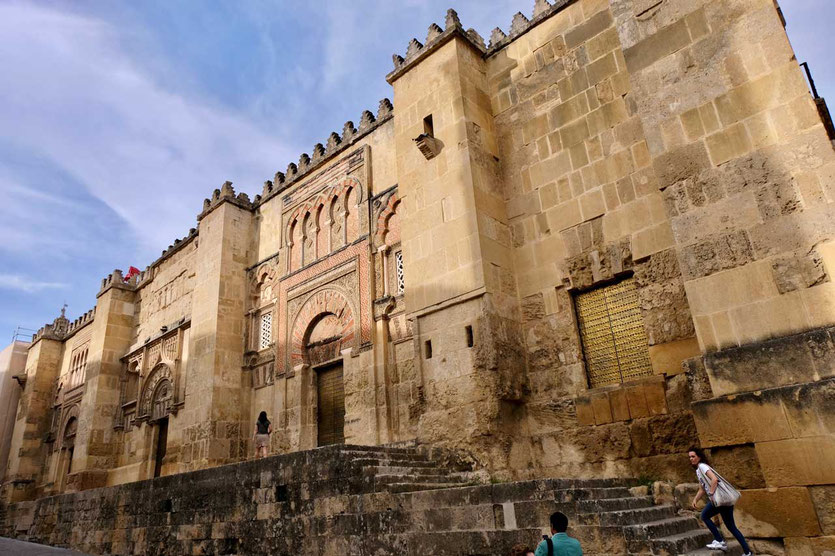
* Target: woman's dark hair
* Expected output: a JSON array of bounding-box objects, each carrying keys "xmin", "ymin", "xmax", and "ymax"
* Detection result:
[
  {"xmin": 258, "ymin": 411, "xmax": 268, "ymax": 423},
  {"xmin": 688, "ymin": 446, "xmax": 709, "ymax": 465}
]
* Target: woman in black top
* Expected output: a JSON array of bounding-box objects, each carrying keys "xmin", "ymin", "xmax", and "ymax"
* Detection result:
[{"xmin": 254, "ymin": 411, "xmax": 272, "ymax": 459}]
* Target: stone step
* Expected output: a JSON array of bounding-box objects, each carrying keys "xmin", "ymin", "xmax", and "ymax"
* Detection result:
[
  {"xmin": 554, "ymin": 486, "xmax": 636, "ymax": 503},
  {"xmin": 341, "ymin": 450, "xmax": 430, "ymax": 463},
  {"xmin": 387, "ymin": 482, "xmax": 473, "ymax": 493},
  {"xmin": 337, "ymin": 444, "xmax": 422, "ymax": 455},
  {"xmin": 350, "ymin": 457, "xmax": 440, "ymax": 468},
  {"xmin": 374, "ymin": 473, "xmax": 469, "ymax": 485},
  {"xmin": 371, "ymin": 465, "xmax": 455, "ymax": 475},
  {"xmin": 589, "ymin": 505, "xmax": 677, "ymax": 527},
  {"xmin": 628, "ymin": 528, "xmax": 715, "ymax": 555},
  {"xmin": 552, "ymin": 478, "xmax": 639, "ymax": 489},
  {"xmin": 623, "ymin": 515, "xmax": 702, "ymax": 540},
  {"xmin": 576, "ymin": 496, "xmax": 655, "ymax": 513},
  {"xmin": 685, "ymin": 540, "xmax": 745, "ymax": 556}
]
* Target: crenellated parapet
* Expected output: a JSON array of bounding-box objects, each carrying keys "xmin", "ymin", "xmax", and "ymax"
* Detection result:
[
  {"xmin": 197, "ymin": 181, "xmax": 253, "ymax": 221},
  {"xmin": 255, "ymin": 98, "xmax": 394, "ymax": 208},
  {"xmin": 65, "ymin": 308, "xmax": 96, "ymax": 337},
  {"xmin": 97, "ymin": 269, "xmax": 136, "ymax": 298},
  {"xmin": 486, "ymin": 0, "xmax": 571, "ymax": 53},
  {"xmin": 155, "ymin": 227, "xmax": 199, "ymax": 266},
  {"xmin": 386, "ymin": 9, "xmax": 486, "ymax": 84}
]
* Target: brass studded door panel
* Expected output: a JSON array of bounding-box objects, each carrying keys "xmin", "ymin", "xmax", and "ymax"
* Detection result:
[
  {"xmin": 317, "ymin": 364, "xmax": 345, "ymax": 446},
  {"xmin": 575, "ymin": 277, "xmax": 653, "ymax": 388}
]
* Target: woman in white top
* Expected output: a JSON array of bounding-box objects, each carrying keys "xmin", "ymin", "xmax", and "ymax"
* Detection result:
[{"xmin": 689, "ymin": 448, "xmax": 752, "ymax": 555}]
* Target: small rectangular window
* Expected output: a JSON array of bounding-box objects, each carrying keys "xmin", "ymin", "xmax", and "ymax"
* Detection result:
[
  {"xmin": 465, "ymin": 325, "xmax": 474, "ymax": 348},
  {"xmin": 424, "ymin": 340, "xmax": 432, "ymax": 359},
  {"xmin": 423, "ymin": 114, "xmax": 434, "ymax": 137},
  {"xmin": 575, "ymin": 277, "xmax": 653, "ymax": 388},
  {"xmin": 259, "ymin": 312, "xmax": 272, "ymax": 350}
]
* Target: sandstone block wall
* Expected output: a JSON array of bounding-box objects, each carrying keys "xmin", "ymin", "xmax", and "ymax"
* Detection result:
[{"xmin": 5, "ymin": 0, "xmax": 835, "ymax": 550}]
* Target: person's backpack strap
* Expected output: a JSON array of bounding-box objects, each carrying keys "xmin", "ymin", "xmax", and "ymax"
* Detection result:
[{"xmin": 545, "ymin": 535, "xmax": 554, "ymax": 556}]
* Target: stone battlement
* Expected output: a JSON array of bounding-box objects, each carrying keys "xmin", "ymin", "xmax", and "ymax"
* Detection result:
[
  {"xmin": 64, "ymin": 308, "xmax": 95, "ymax": 337},
  {"xmin": 387, "ymin": 9, "xmax": 486, "ymax": 84},
  {"xmin": 254, "ymin": 98, "xmax": 393, "ymax": 208},
  {"xmin": 486, "ymin": 0, "xmax": 575, "ymax": 54}
]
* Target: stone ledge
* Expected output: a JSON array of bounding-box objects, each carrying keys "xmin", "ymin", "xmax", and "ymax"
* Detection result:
[
  {"xmin": 704, "ymin": 324, "xmax": 835, "ymax": 396},
  {"xmin": 692, "ymin": 376, "xmax": 835, "ymax": 448}
]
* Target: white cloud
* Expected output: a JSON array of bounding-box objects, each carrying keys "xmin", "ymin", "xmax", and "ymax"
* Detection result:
[
  {"xmin": 0, "ymin": 274, "xmax": 67, "ymax": 294},
  {"xmin": 0, "ymin": 2, "xmax": 297, "ymax": 261}
]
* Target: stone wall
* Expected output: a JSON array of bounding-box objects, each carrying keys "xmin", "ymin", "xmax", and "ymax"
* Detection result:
[
  {"xmin": 691, "ymin": 327, "xmax": 835, "ymax": 550},
  {"xmin": 0, "ymin": 446, "xmax": 655, "ymax": 556},
  {"xmin": 6, "ymin": 0, "xmax": 835, "ymax": 550}
]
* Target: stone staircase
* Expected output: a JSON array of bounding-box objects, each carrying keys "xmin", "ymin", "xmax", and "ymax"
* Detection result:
[
  {"xmin": 340, "ymin": 445, "xmax": 743, "ymax": 555},
  {"xmin": 347, "ymin": 445, "xmax": 475, "ymax": 492},
  {"xmin": 570, "ymin": 483, "xmax": 745, "ymax": 555},
  {"xmin": 0, "ymin": 444, "xmax": 747, "ymax": 555}
]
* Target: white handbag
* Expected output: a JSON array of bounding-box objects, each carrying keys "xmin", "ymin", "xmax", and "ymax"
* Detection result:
[{"xmin": 705, "ymin": 465, "xmax": 741, "ymax": 507}]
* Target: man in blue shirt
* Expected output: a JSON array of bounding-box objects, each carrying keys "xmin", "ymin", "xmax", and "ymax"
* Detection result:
[{"xmin": 535, "ymin": 511, "xmax": 582, "ymax": 556}]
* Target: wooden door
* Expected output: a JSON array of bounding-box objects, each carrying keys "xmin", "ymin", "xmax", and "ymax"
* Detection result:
[
  {"xmin": 154, "ymin": 417, "xmax": 168, "ymax": 478},
  {"xmin": 317, "ymin": 364, "xmax": 345, "ymax": 446}
]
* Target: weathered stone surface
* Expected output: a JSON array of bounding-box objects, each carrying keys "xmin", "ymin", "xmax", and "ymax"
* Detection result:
[
  {"xmin": 629, "ymin": 413, "xmax": 697, "ymax": 458},
  {"xmin": 8, "ymin": 0, "xmax": 835, "ymax": 549},
  {"xmin": 708, "ymin": 444, "xmax": 766, "ymax": 489},
  {"xmin": 756, "ymin": 436, "xmax": 835, "ymax": 488},
  {"xmin": 704, "ymin": 327, "xmax": 835, "ymax": 396},
  {"xmin": 810, "ymin": 486, "xmax": 835, "ymax": 536},
  {"xmin": 674, "ymin": 482, "xmax": 699, "ymax": 511},
  {"xmin": 735, "ymin": 487, "xmax": 822, "ymax": 538}
]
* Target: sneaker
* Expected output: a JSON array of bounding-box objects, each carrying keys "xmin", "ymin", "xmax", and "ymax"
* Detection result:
[{"xmin": 705, "ymin": 540, "xmax": 728, "ymax": 551}]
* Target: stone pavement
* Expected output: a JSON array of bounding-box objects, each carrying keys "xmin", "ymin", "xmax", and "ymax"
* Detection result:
[{"xmin": 0, "ymin": 537, "xmax": 89, "ymax": 555}]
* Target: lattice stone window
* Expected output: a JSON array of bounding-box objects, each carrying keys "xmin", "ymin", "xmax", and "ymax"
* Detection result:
[
  {"xmin": 395, "ymin": 251, "xmax": 405, "ymax": 294},
  {"xmin": 574, "ymin": 277, "xmax": 653, "ymax": 389},
  {"xmin": 259, "ymin": 312, "xmax": 272, "ymax": 350}
]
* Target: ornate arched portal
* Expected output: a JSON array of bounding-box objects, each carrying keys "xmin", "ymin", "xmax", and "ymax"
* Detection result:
[
  {"xmin": 290, "ymin": 289, "xmax": 356, "ymax": 368},
  {"xmin": 138, "ymin": 364, "xmax": 174, "ymax": 478},
  {"xmin": 57, "ymin": 406, "xmax": 78, "ymax": 491},
  {"xmin": 290, "ymin": 288, "xmax": 356, "ymax": 446}
]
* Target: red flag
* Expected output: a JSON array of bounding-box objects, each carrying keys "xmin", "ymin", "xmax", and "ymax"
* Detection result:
[{"xmin": 125, "ymin": 266, "xmax": 141, "ymax": 281}]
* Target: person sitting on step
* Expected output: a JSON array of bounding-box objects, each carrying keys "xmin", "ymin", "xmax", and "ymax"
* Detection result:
[{"xmin": 535, "ymin": 511, "xmax": 582, "ymax": 556}]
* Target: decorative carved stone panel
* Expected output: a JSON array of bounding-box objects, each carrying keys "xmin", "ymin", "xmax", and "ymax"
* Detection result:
[{"xmin": 138, "ymin": 364, "xmax": 173, "ymax": 420}]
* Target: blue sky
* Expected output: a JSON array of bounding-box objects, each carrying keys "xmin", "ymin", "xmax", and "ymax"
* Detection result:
[{"xmin": 1, "ymin": 0, "xmax": 833, "ymax": 341}]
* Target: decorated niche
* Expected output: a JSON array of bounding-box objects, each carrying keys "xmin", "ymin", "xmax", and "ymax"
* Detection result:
[
  {"xmin": 284, "ymin": 176, "xmax": 366, "ymax": 275},
  {"xmin": 245, "ymin": 261, "xmax": 279, "ymax": 388},
  {"xmin": 371, "ymin": 189, "xmax": 404, "ymax": 299},
  {"xmin": 118, "ymin": 325, "xmax": 186, "ymax": 428},
  {"xmin": 248, "ymin": 262, "xmax": 278, "ymax": 353},
  {"xmin": 370, "ymin": 187, "xmax": 412, "ymax": 346},
  {"xmin": 247, "ymin": 355, "xmax": 274, "ymax": 389}
]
